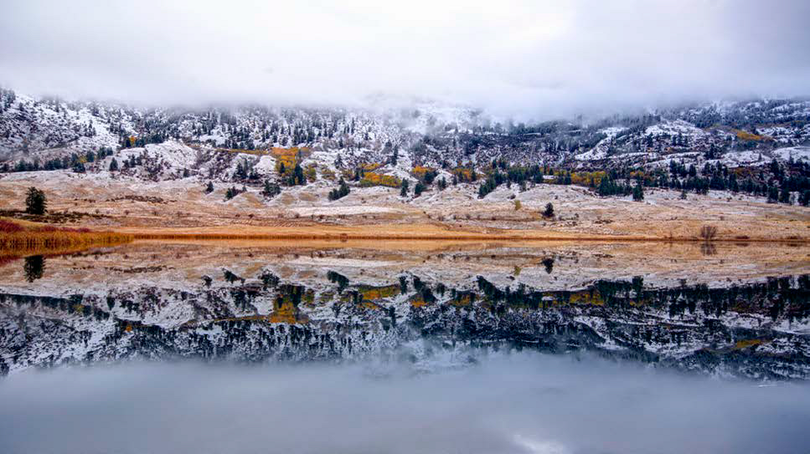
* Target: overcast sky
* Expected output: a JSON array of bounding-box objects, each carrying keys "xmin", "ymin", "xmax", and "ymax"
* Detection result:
[{"xmin": 1, "ymin": 0, "xmax": 809, "ymax": 119}]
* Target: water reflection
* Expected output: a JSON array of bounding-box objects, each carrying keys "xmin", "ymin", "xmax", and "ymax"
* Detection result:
[
  {"xmin": 0, "ymin": 241, "xmax": 808, "ymax": 380},
  {"xmin": 23, "ymin": 255, "xmax": 44, "ymax": 282}
]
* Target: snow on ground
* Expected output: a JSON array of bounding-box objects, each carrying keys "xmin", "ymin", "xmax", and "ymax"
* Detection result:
[
  {"xmin": 645, "ymin": 119, "xmax": 706, "ymax": 138},
  {"xmin": 772, "ymin": 146, "xmax": 810, "ymax": 163},
  {"xmin": 718, "ymin": 150, "xmax": 766, "ymax": 167},
  {"xmin": 290, "ymin": 205, "xmax": 405, "ymax": 216}
]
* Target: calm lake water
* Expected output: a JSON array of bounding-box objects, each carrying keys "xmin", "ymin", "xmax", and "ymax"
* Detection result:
[{"xmin": 1, "ymin": 241, "xmax": 809, "ymax": 453}]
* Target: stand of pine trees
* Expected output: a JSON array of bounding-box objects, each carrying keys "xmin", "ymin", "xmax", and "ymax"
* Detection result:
[{"xmin": 328, "ymin": 178, "xmax": 350, "ymax": 201}]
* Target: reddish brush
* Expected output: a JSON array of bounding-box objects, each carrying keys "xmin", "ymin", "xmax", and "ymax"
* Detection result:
[
  {"xmin": 0, "ymin": 220, "xmax": 24, "ymax": 234},
  {"xmin": 0, "ymin": 255, "xmax": 20, "ymax": 267}
]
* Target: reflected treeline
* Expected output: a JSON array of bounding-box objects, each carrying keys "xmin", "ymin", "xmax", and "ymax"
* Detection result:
[{"xmin": 1, "ymin": 268, "xmax": 809, "ymax": 380}]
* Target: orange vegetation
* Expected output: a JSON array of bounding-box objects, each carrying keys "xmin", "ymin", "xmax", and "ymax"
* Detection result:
[
  {"xmin": 360, "ymin": 172, "xmax": 401, "ymax": 188},
  {"xmin": 570, "ymin": 171, "xmax": 607, "ymax": 187},
  {"xmin": 361, "ymin": 162, "xmax": 384, "ymax": 171},
  {"xmin": 0, "ymin": 218, "xmax": 133, "ymax": 254},
  {"xmin": 271, "ymin": 147, "xmax": 311, "ymax": 175},
  {"xmin": 452, "ymin": 168, "xmax": 476, "ymax": 182},
  {"xmin": 411, "ymin": 166, "xmax": 434, "ymax": 177},
  {"xmin": 733, "ymin": 129, "xmax": 770, "ymax": 142}
]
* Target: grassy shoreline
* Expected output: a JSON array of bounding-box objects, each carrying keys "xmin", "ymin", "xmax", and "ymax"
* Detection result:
[
  {"xmin": 121, "ymin": 222, "xmax": 809, "ymax": 244},
  {"xmin": 129, "ymin": 232, "xmax": 808, "ymax": 243},
  {"xmin": 0, "ymin": 218, "xmax": 134, "ymax": 254}
]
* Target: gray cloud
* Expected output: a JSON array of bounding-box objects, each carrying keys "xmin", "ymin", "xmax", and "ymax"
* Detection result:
[
  {"xmin": 1, "ymin": 353, "xmax": 810, "ymax": 454},
  {"xmin": 1, "ymin": 0, "xmax": 809, "ymax": 119}
]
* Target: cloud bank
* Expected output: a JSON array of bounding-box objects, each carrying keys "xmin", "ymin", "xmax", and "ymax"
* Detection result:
[{"xmin": 1, "ymin": 0, "xmax": 809, "ymax": 119}]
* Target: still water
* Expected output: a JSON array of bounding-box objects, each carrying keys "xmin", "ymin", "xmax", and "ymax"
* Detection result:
[{"xmin": 1, "ymin": 240, "xmax": 809, "ymax": 453}]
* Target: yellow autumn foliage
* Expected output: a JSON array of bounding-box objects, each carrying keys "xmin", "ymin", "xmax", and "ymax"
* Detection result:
[{"xmin": 360, "ymin": 172, "xmax": 401, "ymax": 188}]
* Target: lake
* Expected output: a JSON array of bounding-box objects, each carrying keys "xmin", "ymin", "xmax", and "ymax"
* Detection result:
[{"xmin": 1, "ymin": 240, "xmax": 809, "ymax": 453}]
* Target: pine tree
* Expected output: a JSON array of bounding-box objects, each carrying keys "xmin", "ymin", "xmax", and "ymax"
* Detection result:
[
  {"xmin": 542, "ymin": 202, "xmax": 554, "ymax": 218},
  {"xmin": 25, "ymin": 187, "xmax": 47, "ymax": 215},
  {"xmin": 205, "ymin": 181, "xmax": 215, "ymax": 193},
  {"xmin": 109, "ymin": 158, "xmax": 119, "ymax": 172},
  {"xmin": 632, "ymin": 183, "xmax": 644, "ymax": 201}
]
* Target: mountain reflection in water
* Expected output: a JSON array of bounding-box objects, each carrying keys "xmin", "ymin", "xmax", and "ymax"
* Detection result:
[{"xmin": 0, "ymin": 241, "xmax": 808, "ymax": 380}]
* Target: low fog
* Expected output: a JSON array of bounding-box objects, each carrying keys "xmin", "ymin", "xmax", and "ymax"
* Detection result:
[
  {"xmin": 1, "ymin": 352, "xmax": 809, "ymax": 454},
  {"xmin": 1, "ymin": 0, "xmax": 810, "ymax": 119}
]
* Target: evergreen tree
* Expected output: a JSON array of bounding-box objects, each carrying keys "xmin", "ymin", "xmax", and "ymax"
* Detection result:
[
  {"xmin": 414, "ymin": 182, "xmax": 425, "ymax": 197},
  {"xmin": 25, "ymin": 187, "xmax": 47, "ymax": 215},
  {"xmin": 109, "ymin": 158, "xmax": 119, "ymax": 172},
  {"xmin": 542, "ymin": 202, "xmax": 554, "ymax": 218},
  {"xmin": 328, "ymin": 178, "xmax": 350, "ymax": 201},
  {"xmin": 205, "ymin": 181, "xmax": 215, "ymax": 193},
  {"xmin": 262, "ymin": 180, "xmax": 281, "ymax": 199},
  {"xmin": 632, "ymin": 183, "xmax": 644, "ymax": 201},
  {"xmin": 779, "ymin": 187, "xmax": 791, "ymax": 204},
  {"xmin": 400, "ymin": 179, "xmax": 409, "ymax": 197},
  {"xmin": 800, "ymin": 190, "xmax": 810, "ymax": 207}
]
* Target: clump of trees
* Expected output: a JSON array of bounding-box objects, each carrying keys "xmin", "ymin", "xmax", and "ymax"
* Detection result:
[
  {"xmin": 284, "ymin": 163, "xmax": 307, "ymax": 186},
  {"xmin": 328, "ymin": 178, "xmax": 350, "ymax": 201},
  {"xmin": 262, "ymin": 180, "xmax": 281, "ymax": 199},
  {"xmin": 25, "ymin": 187, "xmax": 47, "ymax": 215},
  {"xmin": 224, "ymin": 186, "xmax": 246, "ymax": 201},
  {"xmin": 6, "ymin": 147, "xmax": 115, "ymax": 174}
]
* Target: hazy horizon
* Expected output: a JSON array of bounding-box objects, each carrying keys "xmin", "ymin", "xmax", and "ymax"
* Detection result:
[{"xmin": 2, "ymin": 0, "xmax": 810, "ymax": 120}]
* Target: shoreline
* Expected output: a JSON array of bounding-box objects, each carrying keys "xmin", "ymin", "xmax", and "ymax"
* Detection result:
[{"xmin": 129, "ymin": 232, "xmax": 809, "ymax": 243}]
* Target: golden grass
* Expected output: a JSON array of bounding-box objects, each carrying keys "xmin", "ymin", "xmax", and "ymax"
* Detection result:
[
  {"xmin": 123, "ymin": 222, "xmax": 809, "ymax": 243},
  {"xmin": 0, "ymin": 218, "xmax": 133, "ymax": 254}
]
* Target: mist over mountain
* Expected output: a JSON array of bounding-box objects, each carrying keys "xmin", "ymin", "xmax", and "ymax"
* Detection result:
[{"xmin": 2, "ymin": 0, "xmax": 810, "ymax": 119}]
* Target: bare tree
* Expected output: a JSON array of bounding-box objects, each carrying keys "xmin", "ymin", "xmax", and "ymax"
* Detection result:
[{"xmin": 699, "ymin": 225, "xmax": 718, "ymax": 242}]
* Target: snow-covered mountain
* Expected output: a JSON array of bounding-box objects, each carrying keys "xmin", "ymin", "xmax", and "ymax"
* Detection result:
[
  {"xmin": 2, "ymin": 88, "xmax": 810, "ymax": 207},
  {"xmin": 2, "ymin": 88, "xmax": 809, "ymax": 172}
]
